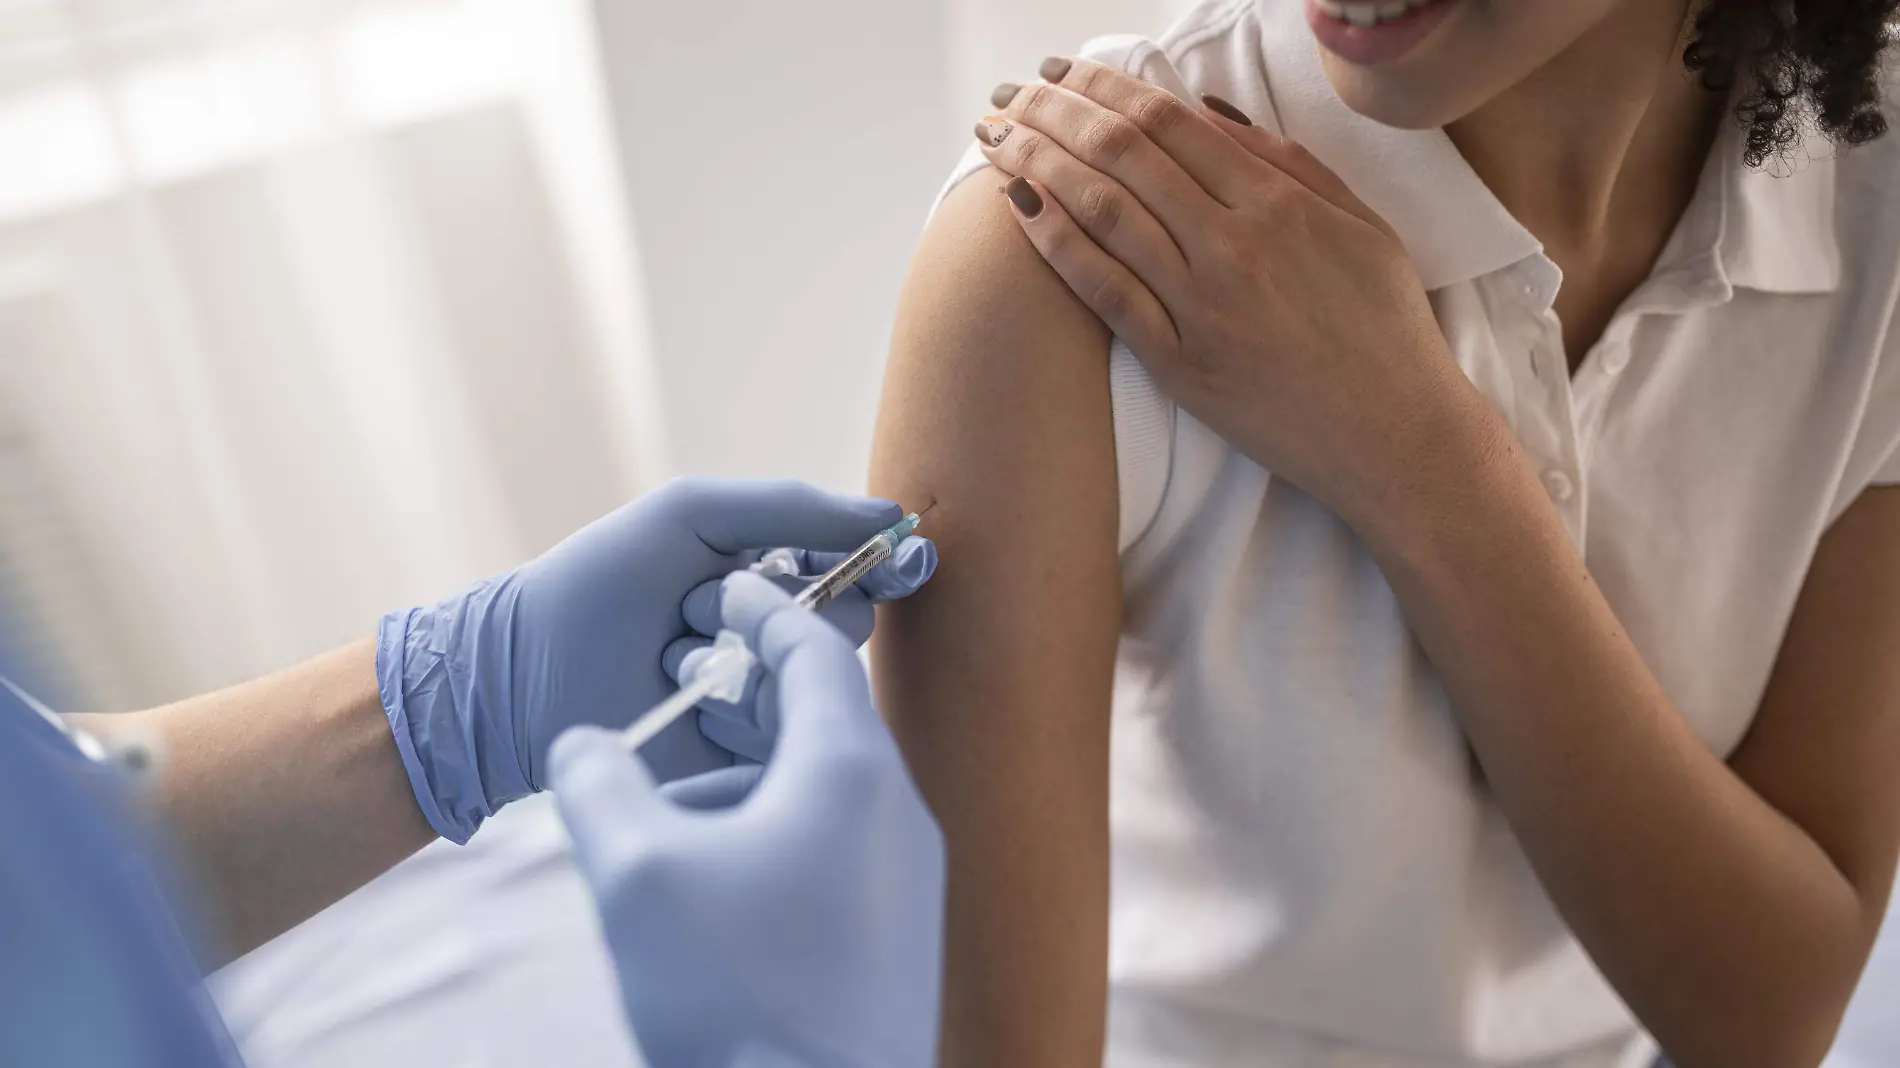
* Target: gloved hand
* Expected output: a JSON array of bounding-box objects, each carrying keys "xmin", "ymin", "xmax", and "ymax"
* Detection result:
[
  {"xmin": 377, "ymin": 477, "xmax": 937, "ymax": 844},
  {"xmin": 551, "ymin": 571, "xmax": 945, "ymax": 1068},
  {"xmin": 661, "ymin": 545, "xmax": 919, "ymax": 766}
]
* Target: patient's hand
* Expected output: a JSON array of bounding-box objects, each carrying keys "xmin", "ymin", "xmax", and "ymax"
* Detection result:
[{"xmin": 981, "ymin": 58, "xmax": 1474, "ymax": 530}]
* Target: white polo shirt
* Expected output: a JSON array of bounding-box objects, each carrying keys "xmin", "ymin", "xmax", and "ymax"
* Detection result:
[{"xmin": 932, "ymin": 1, "xmax": 1900, "ymax": 1065}]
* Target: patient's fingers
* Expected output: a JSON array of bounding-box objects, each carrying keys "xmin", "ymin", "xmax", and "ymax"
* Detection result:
[
  {"xmin": 1000, "ymin": 175, "xmax": 1180, "ymax": 364},
  {"xmin": 1038, "ymin": 57, "xmax": 1267, "ymax": 210},
  {"xmin": 1198, "ymin": 104, "xmax": 1395, "ymax": 237},
  {"xmin": 975, "ymin": 109, "xmax": 1192, "ymax": 306},
  {"xmin": 994, "ymin": 78, "xmax": 1216, "ymax": 253}
]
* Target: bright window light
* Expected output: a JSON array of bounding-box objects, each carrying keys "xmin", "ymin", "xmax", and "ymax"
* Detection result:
[
  {"xmin": 0, "ymin": 0, "xmax": 528, "ymax": 221},
  {"xmin": 330, "ymin": 2, "xmax": 519, "ymax": 127},
  {"xmin": 114, "ymin": 35, "xmax": 325, "ymax": 183},
  {"xmin": 0, "ymin": 82, "xmax": 124, "ymax": 222}
]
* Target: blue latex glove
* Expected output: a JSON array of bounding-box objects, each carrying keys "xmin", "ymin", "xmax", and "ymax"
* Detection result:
[
  {"xmin": 377, "ymin": 477, "xmax": 937, "ymax": 844},
  {"xmin": 661, "ymin": 542, "xmax": 937, "ymax": 766},
  {"xmin": 550, "ymin": 571, "xmax": 945, "ymax": 1068}
]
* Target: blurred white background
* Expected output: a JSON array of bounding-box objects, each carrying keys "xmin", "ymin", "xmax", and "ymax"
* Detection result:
[
  {"xmin": 0, "ymin": 1, "xmax": 1890, "ymax": 1066},
  {"xmin": 0, "ymin": 0, "xmax": 1197, "ymax": 715}
]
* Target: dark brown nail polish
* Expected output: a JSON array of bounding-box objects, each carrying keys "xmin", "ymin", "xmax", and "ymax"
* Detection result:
[
  {"xmin": 974, "ymin": 115, "xmax": 1014, "ymax": 148},
  {"xmin": 991, "ymin": 82, "xmax": 1022, "ymax": 109},
  {"xmin": 1039, "ymin": 56, "xmax": 1073, "ymax": 83},
  {"xmin": 1201, "ymin": 93, "xmax": 1254, "ymax": 127},
  {"xmin": 1005, "ymin": 176, "xmax": 1043, "ymax": 219}
]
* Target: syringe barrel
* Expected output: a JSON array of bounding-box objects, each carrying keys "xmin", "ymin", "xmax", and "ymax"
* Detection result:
[{"xmin": 794, "ymin": 533, "xmax": 894, "ymax": 610}]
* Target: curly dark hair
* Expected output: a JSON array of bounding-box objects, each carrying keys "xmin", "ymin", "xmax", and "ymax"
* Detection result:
[{"xmin": 1683, "ymin": 0, "xmax": 1898, "ymax": 167}]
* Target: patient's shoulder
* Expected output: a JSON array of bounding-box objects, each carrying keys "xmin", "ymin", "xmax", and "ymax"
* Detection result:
[
  {"xmin": 900, "ymin": 167, "xmax": 1108, "ymax": 389},
  {"xmin": 876, "ymin": 154, "xmax": 1121, "ymax": 590}
]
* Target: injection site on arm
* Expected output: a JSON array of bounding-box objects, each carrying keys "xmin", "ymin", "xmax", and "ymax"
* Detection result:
[{"xmin": 868, "ymin": 170, "xmax": 1124, "ymax": 1066}]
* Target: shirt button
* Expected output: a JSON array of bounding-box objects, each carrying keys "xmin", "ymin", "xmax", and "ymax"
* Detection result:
[
  {"xmin": 1543, "ymin": 470, "xmax": 1575, "ymax": 502},
  {"xmin": 1602, "ymin": 347, "xmax": 1630, "ymax": 374}
]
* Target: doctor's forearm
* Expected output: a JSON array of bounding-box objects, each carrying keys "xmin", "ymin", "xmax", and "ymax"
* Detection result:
[
  {"xmin": 73, "ymin": 637, "xmax": 434, "ymax": 967},
  {"xmin": 1346, "ymin": 398, "xmax": 1884, "ymax": 1068}
]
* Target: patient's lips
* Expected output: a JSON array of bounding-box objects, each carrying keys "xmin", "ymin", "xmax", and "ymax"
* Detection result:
[{"xmin": 1307, "ymin": 0, "xmax": 1459, "ymax": 67}]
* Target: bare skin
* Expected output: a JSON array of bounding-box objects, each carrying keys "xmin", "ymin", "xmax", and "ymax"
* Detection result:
[
  {"xmin": 873, "ymin": 1, "xmax": 1900, "ymax": 1066},
  {"xmin": 73, "ymin": 641, "xmax": 433, "ymax": 968},
  {"xmin": 1440, "ymin": 0, "xmax": 1723, "ymax": 364},
  {"xmin": 869, "ymin": 170, "xmax": 1122, "ymax": 1067}
]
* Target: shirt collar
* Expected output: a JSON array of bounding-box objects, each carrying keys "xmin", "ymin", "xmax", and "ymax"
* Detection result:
[
  {"xmin": 1252, "ymin": 0, "xmax": 1840, "ymax": 299},
  {"xmin": 1255, "ymin": 0, "xmax": 1540, "ymax": 293},
  {"xmin": 1712, "ymin": 119, "xmax": 1842, "ymax": 294}
]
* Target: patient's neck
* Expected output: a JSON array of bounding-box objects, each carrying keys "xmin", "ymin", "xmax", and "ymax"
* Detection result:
[{"xmin": 1445, "ymin": 0, "xmax": 1724, "ymax": 361}]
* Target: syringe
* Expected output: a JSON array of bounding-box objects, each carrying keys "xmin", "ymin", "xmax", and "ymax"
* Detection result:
[
  {"xmin": 619, "ymin": 629, "xmax": 755, "ymax": 752},
  {"xmin": 793, "ymin": 509, "xmax": 926, "ymax": 610},
  {"xmin": 620, "ymin": 508, "xmax": 928, "ymax": 752}
]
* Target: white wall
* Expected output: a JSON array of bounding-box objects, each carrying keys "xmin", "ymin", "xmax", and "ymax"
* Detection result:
[
  {"xmin": 592, "ymin": 0, "xmax": 954, "ymax": 493},
  {"xmin": 596, "ymin": 0, "xmax": 1195, "ymax": 493},
  {"xmin": 0, "ymin": 0, "xmax": 661, "ymax": 707},
  {"xmin": 0, "ymin": 0, "xmax": 1204, "ymax": 707}
]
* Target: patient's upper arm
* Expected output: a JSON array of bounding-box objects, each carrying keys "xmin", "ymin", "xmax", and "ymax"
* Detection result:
[{"xmin": 869, "ymin": 170, "xmax": 1122, "ymax": 1066}]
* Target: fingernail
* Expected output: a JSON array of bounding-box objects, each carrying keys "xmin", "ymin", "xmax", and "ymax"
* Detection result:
[
  {"xmin": 991, "ymin": 82, "xmax": 1022, "ymax": 109},
  {"xmin": 1004, "ymin": 176, "xmax": 1043, "ymax": 219},
  {"xmin": 1039, "ymin": 56, "xmax": 1073, "ymax": 83},
  {"xmin": 1201, "ymin": 93, "xmax": 1254, "ymax": 127},
  {"xmin": 975, "ymin": 115, "xmax": 1014, "ymax": 148}
]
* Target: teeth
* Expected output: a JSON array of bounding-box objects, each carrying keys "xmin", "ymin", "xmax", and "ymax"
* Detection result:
[{"xmin": 1315, "ymin": 0, "xmax": 1435, "ymax": 27}]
